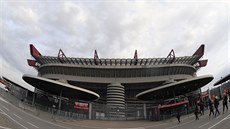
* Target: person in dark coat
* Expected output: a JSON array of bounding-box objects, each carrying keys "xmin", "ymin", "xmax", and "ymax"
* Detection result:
[
  {"xmin": 176, "ymin": 111, "xmax": 181, "ymax": 123},
  {"xmin": 199, "ymin": 99, "xmax": 204, "ymax": 115},
  {"xmin": 194, "ymin": 104, "xmax": 199, "ymax": 120},
  {"xmin": 208, "ymin": 98, "xmax": 214, "ymax": 116},
  {"xmin": 223, "ymin": 92, "xmax": 228, "ymax": 113},
  {"xmin": 228, "ymin": 89, "xmax": 230, "ymax": 102},
  {"xmin": 214, "ymin": 95, "xmax": 220, "ymax": 117}
]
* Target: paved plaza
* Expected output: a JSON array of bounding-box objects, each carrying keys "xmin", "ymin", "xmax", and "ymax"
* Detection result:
[{"xmin": 1, "ymin": 94, "xmax": 230, "ymax": 129}]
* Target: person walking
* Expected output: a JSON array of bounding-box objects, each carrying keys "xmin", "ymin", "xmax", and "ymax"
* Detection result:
[
  {"xmin": 228, "ymin": 89, "xmax": 230, "ymax": 102},
  {"xmin": 176, "ymin": 111, "xmax": 181, "ymax": 123},
  {"xmin": 194, "ymin": 104, "xmax": 199, "ymax": 120},
  {"xmin": 223, "ymin": 92, "xmax": 228, "ymax": 113},
  {"xmin": 208, "ymin": 98, "xmax": 214, "ymax": 116},
  {"xmin": 199, "ymin": 99, "xmax": 204, "ymax": 115},
  {"xmin": 214, "ymin": 95, "xmax": 220, "ymax": 117}
]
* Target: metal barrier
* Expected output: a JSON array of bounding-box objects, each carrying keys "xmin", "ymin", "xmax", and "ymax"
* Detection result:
[{"xmin": 0, "ymin": 88, "xmax": 196, "ymax": 121}]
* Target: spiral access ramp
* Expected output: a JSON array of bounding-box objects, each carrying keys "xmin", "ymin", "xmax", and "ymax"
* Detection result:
[{"xmin": 107, "ymin": 83, "xmax": 125, "ymax": 118}]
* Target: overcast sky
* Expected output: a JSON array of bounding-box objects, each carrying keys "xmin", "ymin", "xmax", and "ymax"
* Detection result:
[{"xmin": 0, "ymin": 0, "xmax": 229, "ymax": 92}]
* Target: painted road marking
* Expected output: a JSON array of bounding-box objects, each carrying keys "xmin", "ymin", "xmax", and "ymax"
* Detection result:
[
  {"xmin": 165, "ymin": 119, "xmax": 194, "ymax": 129},
  {"xmin": 198, "ymin": 122, "xmax": 209, "ymax": 128},
  {"xmin": 107, "ymin": 127, "xmax": 145, "ymax": 129},
  {"xmin": 208, "ymin": 114, "xmax": 230, "ymax": 129},
  {"xmin": 0, "ymin": 96, "xmax": 9, "ymax": 104},
  {"xmin": 27, "ymin": 122, "xmax": 39, "ymax": 128},
  {"xmin": 2, "ymin": 106, "xmax": 9, "ymax": 111},
  {"xmin": 1, "ymin": 109, "xmax": 28, "ymax": 129},
  {"xmin": 57, "ymin": 119, "xmax": 101, "ymax": 129},
  {"xmin": 13, "ymin": 113, "xmax": 22, "ymax": 119},
  {"xmin": 5, "ymin": 101, "xmax": 71, "ymax": 129},
  {"xmin": 0, "ymin": 112, "xmax": 5, "ymax": 115},
  {"xmin": 226, "ymin": 115, "xmax": 230, "ymax": 119},
  {"xmin": 0, "ymin": 108, "xmax": 4, "ymax": 113},
  {"xmin": 144, "ymin": 123, "xmax": 168, "ymax": 128},
  {"xmin": 0, "ymin": 125, "xmax": 11, "ymax": 129}
]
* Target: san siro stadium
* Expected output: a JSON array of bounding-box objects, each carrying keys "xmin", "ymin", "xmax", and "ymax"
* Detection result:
[{"xmin": 23, "ymin": 44, "xmax": 213, "ymax": 120}]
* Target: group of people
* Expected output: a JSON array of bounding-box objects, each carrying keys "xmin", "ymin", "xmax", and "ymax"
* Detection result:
[
  {"xmin": 207, "ymin": 95, "xmax": 220, "ymax": 117},
  {"xmin": 209, "ymin": 90, "xmax": 229, "ymax": 117},
  {"xmin": 194, "ymin": 97, "xmax": 206, "ymax": 120},
  {"xmin": 176, "ymin": 89, "xmax": 229, "ymax": 123},
  {"xmin": 195, "ymin": 89, "xmax": 229, "ymax": 121}
]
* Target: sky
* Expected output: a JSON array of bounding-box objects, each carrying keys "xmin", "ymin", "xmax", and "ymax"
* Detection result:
[{"xmin": 0, "ymin": 0, "xmax": 229, "ymax": 92}]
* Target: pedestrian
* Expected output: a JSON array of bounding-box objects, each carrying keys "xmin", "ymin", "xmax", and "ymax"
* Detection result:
[
  {"xmin": 184, "ymin": 104, "xmax": 188, "ymax": 115},
  {"xmin": 194, "ymin": 104, "xmax": 199, "ymax": 120},
  {"xmin": 228, "ymin": 89, "xmax": 230, "ymax": 102},
  {"xmin": 199, "ymin": 99, "xmax": 204, "ymax": 115},
  {"xmin": 223, "ymin": 92, "xmax": 228, "ymax": 113},
  {"xmin": 176, "ymin": 111, "xmax": 181, "ymax": 123},
  {"xmin": 208, "ymin": 98, "xmax": 214, "ymax": 116},
  {"xmin": 214, "ymin": 95, "xmax": 220, "ymax": 117},
  {"xmin": 169, "ymin": 109, "xmax": 172, "ymax": 118}
]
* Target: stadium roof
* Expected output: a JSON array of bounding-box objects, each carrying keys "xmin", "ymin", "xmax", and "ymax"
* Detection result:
[
  {"xmin": 214, "ymin": 73, "xmax": 230, "ymax": 86},
  {"xmin": 35, "ymin": 56, "xmax": 200, "ymax": 66},
  {"xmin": 22, "ymin": 74, "xmax": 100, "ymax": 100},
  {"xmin": 136, "ymin": 75, "xmax": 213, "ymax": 100},
  {"xmin": 27, "ymin": 44, "xmax": 207, "ymax": 69},
  {"xmin": 2, "ymin": 76, "xmax": 30, "ymax": 91}
]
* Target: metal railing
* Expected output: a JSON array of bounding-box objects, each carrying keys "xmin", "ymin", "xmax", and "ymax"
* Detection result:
[{"xmin": 0, "ymin": 88, "xmax": 197, "ymax": 121}]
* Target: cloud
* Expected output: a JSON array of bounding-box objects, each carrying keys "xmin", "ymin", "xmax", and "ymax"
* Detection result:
[
  {"xmin": 0, "ymin": 0, "xmax": 229, "ymax": 91},
  {"xmin": 0, "ymin": 56, "xmax": 35, "ymax": 91}
]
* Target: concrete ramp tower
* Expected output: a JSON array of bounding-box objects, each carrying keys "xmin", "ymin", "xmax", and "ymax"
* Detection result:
[{"xmin": 107, "ymin": 83, "xmax": 125, "ymax": 119}]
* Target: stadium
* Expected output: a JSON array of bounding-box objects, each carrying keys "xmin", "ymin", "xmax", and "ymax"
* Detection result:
[{"xmin": 22, "ymin": 44, "xmax": 213, "ymax": 120}]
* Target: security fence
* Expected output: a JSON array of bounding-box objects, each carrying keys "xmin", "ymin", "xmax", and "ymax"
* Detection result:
[{"xmin": 0, "ymin": 87, "xmax": 198, "ymax": 121}]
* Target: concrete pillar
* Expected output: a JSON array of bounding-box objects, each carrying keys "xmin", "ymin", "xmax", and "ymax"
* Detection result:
[
  {"xmin": 58, "ymin": 90, "xmax": 62, "ymax": 114},
  {"xmin": 143, "ymin": 103, "xmax": 147, "ymax": 120},
  {"xmin": 219, "ymin": 86, "xmax": 223, "ymax": 99},
  {"xmin": 107, "ymin": 83, "xmax": 125, "ymax": 118},
  {"xmin": 173, "ymin": 89, "xmax": 176, "ymax": 103},
  {"xmin": 26, "ymin": 90, "xmax": 28, "ymax": 98},
  {"xmin": 89, "ymin": 103, "xmax": 92, "ymax": 120},
  {"xmin": 32, "ymin": 88, "xmax": 36, "ymax": 106}
]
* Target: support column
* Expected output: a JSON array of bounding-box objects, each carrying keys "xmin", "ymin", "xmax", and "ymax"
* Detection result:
[
  {"xmin": 219, "ymin": 85, "xmax": 223, "ymax": 99},
  {"xmin": 208, "ymin": 87, "xmax": 211, "ymax": 99},
  {"xmin": 26, "ymin": 90, "xmax": 28, "ymax": 98},
  {"xmin": 89, "ymin": 103, "xmax": 92, "ymax": 120},
  {"xmin": 58, "ymin": 90, "xmax": 62, "ymax": 114},
  {"xmin": 173, "ymin": 89, "xmax": 176, "ymax": 103},
  {"xmin": 143, "ymin": 103, "xmax": 147, "ymax": 120},
  {"xmin": 32, "ymin": 88, "xmax": 36, "ymax": 106}
]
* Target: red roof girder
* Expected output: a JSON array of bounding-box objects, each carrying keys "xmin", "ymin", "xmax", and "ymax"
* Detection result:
[
  {"xmin": 30, "ymin": 44, "xmax": 42, "ymax": 58},
  {"xmin": 27, "ymin": 59, "xmax": 38, "ymax": 67},
  {"xmin": 193, "ymin": 44, "xmax": 205, "ymax": 56}
]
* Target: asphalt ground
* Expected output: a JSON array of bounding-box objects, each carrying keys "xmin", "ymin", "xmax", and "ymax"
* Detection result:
[{"xmin": 0, "ymin": 94, "xmax": 230, "ymax": 129}]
